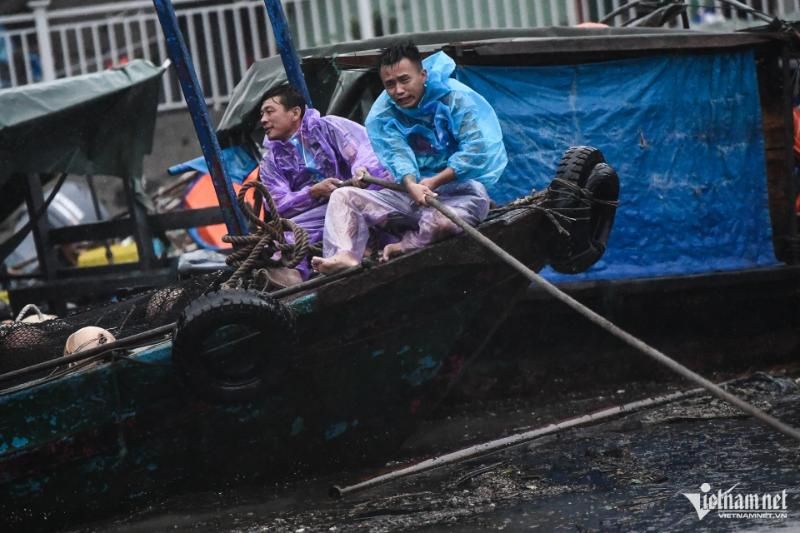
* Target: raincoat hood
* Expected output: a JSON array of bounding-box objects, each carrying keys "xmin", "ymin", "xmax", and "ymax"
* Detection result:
[
  {"xmin": 366, "ymin": 51, "xmax": 508, "ymax": 187},
  {"xmin": 387, "ymin": 52, "xmax": 455, "ymax": 118}
]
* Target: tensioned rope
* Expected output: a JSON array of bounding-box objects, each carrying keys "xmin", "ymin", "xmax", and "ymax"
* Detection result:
[
  {"xmin": 360, "ymin": 174, "xmax": 800, "ymax": 444},
  {"xmin": 433, "ymin": 196, "xmax": 800, "ymax": 441}
]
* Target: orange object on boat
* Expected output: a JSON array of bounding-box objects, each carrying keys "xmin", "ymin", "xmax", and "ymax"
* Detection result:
[
  {"xmin": 794, "ymin": 106, "xmax": 800, "ymax": 157},
  {"xmin": 183, "ymin": 167, "xmax": 258, "ymax": 249}
]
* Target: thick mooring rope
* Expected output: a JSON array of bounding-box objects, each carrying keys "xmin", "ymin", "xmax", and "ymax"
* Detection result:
[
  {"xmin": 358, "ymin": 174, "xmax": 800, "ymax": 444},
  {"xmin": 427, "ymin": 195, "xmax": 800, "ymax": 443},
  {"xmin": 221, "ymin": 181, "xmax": 316, "ymax": 289}
]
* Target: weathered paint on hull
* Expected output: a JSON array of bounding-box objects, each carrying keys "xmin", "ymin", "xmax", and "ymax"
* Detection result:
[{"xmin": 0, "ymin": 269, "xmax": 525, "ymax": 528}]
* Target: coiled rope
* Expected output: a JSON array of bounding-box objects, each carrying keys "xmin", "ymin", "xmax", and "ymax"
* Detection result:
[{"xmin": 221, "ymin": 181, "xmax": 318, "ymax": 289}]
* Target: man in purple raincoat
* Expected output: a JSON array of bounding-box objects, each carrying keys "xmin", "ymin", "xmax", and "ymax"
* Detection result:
[{"xmin": 258, "ymin": 84, "xmax": 389, "ymax": 286}]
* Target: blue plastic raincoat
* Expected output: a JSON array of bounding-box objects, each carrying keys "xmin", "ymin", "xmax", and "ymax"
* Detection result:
[{"xmin": 365, "ymin": 51, "xmax": 507, "ymax": 187}]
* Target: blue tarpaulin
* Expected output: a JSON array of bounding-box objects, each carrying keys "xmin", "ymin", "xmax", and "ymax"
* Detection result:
[{"xmin": 456, "ymin": 50, "xmax": 777, "ymax": 281}]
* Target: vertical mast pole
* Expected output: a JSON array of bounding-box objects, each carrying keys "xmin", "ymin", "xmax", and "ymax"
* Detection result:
[
  {"xmin": 152, "ymin": 0, "xmax": 248, "ymax": 237},
  {"xmin": 262, "ymin": 0, "xmax": 313, "ymax": 107}
]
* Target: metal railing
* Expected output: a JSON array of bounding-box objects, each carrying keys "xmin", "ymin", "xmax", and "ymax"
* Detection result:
[
  {"xmin": 588, "ymin": 0, "xmax": 800, "ymax": 27},
  {"xmin": 0, "ymin": 0, "xmax": 797, "ymax": 111}
]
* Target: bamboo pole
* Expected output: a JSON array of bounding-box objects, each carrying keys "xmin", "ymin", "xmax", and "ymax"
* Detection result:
[{"xmin": 332, "ymin": 385, "xmax": 706, "ymax": 497}]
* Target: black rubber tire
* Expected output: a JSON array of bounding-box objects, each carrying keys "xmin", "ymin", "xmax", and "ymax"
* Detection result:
[
  {"xmin": 549, "ymin": 146, "xmax": 606, "ymax": 208},
  {"xmin": 550, "ymin": 162, "xmax": 620, "ymax": 274},
  {"xmin": 172, "ymin": 288, "xmax": 296, "ymax": 403},
  {"xmin": 585, "ymin": 162, "xmax": 620, "ymax": 249}
]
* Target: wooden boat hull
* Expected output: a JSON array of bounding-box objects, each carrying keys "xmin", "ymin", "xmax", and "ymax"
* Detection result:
[{"xmin": 0, "ymin": 205, "xmax": 550, "ymax": 527}]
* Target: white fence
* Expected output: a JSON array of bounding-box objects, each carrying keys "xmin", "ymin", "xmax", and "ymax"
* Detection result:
[{"xmin": 1, "ymin": 0, "xmax": 798, "ymax": 111}]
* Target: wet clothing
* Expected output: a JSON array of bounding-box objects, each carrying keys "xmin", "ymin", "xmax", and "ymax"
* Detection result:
[
  {"xmin": 286, "ymin": 204, "xmax": 328, "ymax": 280},
  {"xmin": 321, "ymin": 51, "xmax": 506, "ymax": 260},
  {"xmin": 324, "ymin": 181, "xmax": 490, "ymax": 259},
  {"xmin": 258, "ymin": 108, "xmax": 389, "ymax": 278}
]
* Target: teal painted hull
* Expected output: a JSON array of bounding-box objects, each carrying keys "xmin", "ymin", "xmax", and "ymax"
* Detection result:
[{"xmin": 0, "ymin": 207, "xmax": 547, "ymax": 528}]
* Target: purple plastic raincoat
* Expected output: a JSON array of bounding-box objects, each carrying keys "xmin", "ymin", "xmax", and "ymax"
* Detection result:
[{"xmin": 258, "ymin": 108, "xmax": 389, "ymax": 279}]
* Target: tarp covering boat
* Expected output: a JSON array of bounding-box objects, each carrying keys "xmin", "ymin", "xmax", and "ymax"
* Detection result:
[
  {"xmin": 459, "ymin": 50, "xmax": 776, "ymax": 280},
  {"xmin": 217, "ymin": 26, "xmax": 784, "ymax": 281},
  {"xmin": 216, "ymin": 27, "xmax": 775, "ymax": 137},
  {"xmin": 0, "ymin": 59, "xmax": 165, "ymax": 219}
]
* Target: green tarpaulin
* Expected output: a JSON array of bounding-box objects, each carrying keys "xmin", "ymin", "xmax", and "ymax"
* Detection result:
[{"xmin": 0, "ymin": 59, "xmax": 165, "ymax": 218}]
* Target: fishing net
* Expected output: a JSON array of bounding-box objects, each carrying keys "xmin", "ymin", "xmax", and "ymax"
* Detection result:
[
  {"xmin": 0, "ymin": 272, "xmax": 225, "ymax": 384},
  {"xmin": 0, "ymin": 181, "xmax": 308, "ymax": 387},
  {"xmin": 0, "ymin": 145, "xmax": 620, "ymax": 390}
]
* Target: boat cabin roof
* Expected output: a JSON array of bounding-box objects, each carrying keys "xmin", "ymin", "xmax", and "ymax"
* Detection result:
[{"xmin": 216, "ymin": 25, "xmax": 790, "ymax": 142}]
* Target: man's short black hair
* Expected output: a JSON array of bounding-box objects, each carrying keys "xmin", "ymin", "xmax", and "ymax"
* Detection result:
[
  {"xmin": 261, "ymin": 83, "xmax": 306, "ymax": 116},
  {"xmin": 378, "ymin": 41, "xmax": 422, "ymax": 70}
]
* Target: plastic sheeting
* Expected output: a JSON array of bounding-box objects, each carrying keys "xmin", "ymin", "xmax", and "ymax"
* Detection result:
[
  {"xmin": 168, "ymin": 145, "xmax": 258, "ymax": 183},
  {"xmin": 366, "ymin": 52, "xmax": 507, "ymax": 188},
  {"xmin": 456, "ymin": 50, "xmax": 777, "ymax": 280},
  {"xmin": 0, "ymin": 60, "xmax": 164, "ymax": 222},
  {"xmin": 216, "ymin": 27, "xmax": 775, "ymax": 139},
  {"xmin": 0, "ymin": 60, "xmax": 163, "ymax": 182}
]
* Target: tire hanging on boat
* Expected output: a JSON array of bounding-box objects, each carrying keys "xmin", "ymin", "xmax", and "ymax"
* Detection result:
[
  {"xmin": 550, "ymin": 162, "xmax": 620, "ymax": 274},
  {"xmin": 172, "ymin": 288, "xmax": 296, "ymax": 403},
  {"xmin": 548, "ymin": 145, "xmax": 606, "ymax": 208},
  {"xmin": 545, "ymin": 146, "xmax": 620, "ymax": 274}
]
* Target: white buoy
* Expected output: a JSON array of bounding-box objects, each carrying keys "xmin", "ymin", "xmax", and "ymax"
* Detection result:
[{"xmin": 64, "ymin": 326, "xmax": 116, "ymax": 356}]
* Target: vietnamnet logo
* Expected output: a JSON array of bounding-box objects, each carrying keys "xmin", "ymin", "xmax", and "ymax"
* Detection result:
[{"xmin": 682, "ymin": 483, "xmax": 789, "ymax": 521}]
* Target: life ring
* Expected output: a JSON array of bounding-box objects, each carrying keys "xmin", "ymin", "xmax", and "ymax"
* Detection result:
[
  {"xmin": 172, "ymin": 288, "xmax": 296, "ymax": 403},
  {"xmin": 549, "ymin": 162, "xmax": 620, "ymax": 274}
]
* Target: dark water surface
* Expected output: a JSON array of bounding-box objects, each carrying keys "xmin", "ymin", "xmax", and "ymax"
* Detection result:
[{"xmin": 75, "ymin": 368, "xmax": 800, "ymax": 533}]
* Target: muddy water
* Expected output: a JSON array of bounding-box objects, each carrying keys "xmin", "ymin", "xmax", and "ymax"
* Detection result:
[{"xmin": 77, "ymin": 369, "xmax": 800, "ymax": 532}]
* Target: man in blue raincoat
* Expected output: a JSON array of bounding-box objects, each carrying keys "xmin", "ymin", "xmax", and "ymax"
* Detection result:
[{"xmin": 312, "ymin": 42, "xmax": 507, "ymax": 274}]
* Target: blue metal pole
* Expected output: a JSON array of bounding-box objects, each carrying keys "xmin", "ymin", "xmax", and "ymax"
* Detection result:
[
  {"xmin": 262, "ymin": 0, "xmax": 313, "ymax": 108},
  {"xmin": 152, "ymin": 0, "xmax": 248, "ymax": 237}
]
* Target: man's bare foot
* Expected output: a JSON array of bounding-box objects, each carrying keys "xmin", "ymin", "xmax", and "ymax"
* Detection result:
[
  {"xmin": 380, "ymin": 242, "xmax": 406, "ymax": 262},
  {"xmin": 266, "ymin": 267, "xmax": 303, "ymax": 288},
  {"xmin": 311, "ymin": 252, "xmax": 360, "ymax": 274}
]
